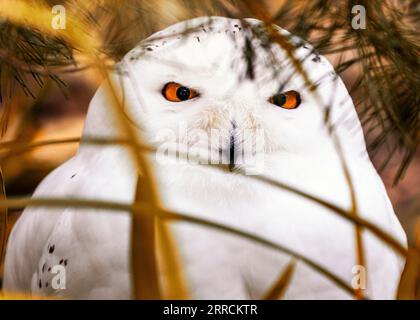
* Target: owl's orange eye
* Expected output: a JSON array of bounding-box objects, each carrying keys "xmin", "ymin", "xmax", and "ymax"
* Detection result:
[
  {"xmin": 162, "ymin": 82, "xmax": 198, "ymax": 102},
  {"xmin": 269, "ymin": 90, "xmax": 301, "ymax": 109}
]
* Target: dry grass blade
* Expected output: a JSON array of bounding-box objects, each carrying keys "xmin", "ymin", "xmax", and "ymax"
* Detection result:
[
  {"xmin": 353, "ymin": 223, "xmax": 366, "ymax": 300},
  {"xmin": 131, "ymin": 174, "xmax": 161, "ymax": 299},
  {"xmin": 397, "ymin": 249, "xmax": 420, "ymax": 300},
  {"xmin": 0, "ymin": 138, "xmax": 81, "ymax": 161},
  {"xmin": 0, "ymin": 137, "xmax": 154, "ymax": 156},
  {"xmin": 100, "ymin": 71, "xmax": 186, "ymax": 299},
  {"xmin": 156, "ymin": 220, "xmax": 190, "ymax": 299},
  {"xmin": 100, "ymin": 69, "xmax": 164, "ymax": 300},
  {"xmin": 0, "ymin": 167, "xmax": 7, "ymax": 264},
  {"xmin": 0, "ymin": 292, "xmax": 53, "ymax": 300},
  {"xmin": 262, "ymin": 260, "xmax": 296, "ymax": 300},
  {"xmin": 96, "ymin": 71, "xmax": 161, "ymax": 302},
  {"xmin": 333, "ymin": 136, "xmax": 366, "ymax": 300},
  {"xmin": 0, "ymin": 138, "xmax": 80, "ymax": 150}
]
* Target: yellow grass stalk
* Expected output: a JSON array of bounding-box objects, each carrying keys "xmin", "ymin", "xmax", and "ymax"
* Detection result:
[
  {"xmin": 131, "ymin": 175, "xmax": 161, "ymax": 299},
  {"xmin": 397, "ymin": 249, "xmax": 420, "ymax": 300},
  {"xmin": 0, "ymin": 292, "xmax": 53, "ymax": 300},
  {"xmin": 156, "ymin": 220, "xmax": 190, "ymax": 299},
  {"xmin": 0, "ymin": 168, "xmax": 7, "ymax": 265},
  {"xmin": 262, "ymin": 260, "xmax": 296, "ymax": 300}
]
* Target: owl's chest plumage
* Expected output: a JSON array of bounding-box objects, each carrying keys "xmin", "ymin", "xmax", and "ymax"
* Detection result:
[
  {"xmin": 153, "ymin": 152, "xmax": 403, "ymax": 299},
  {"xmin": 4, "ymin": 146, "xmax": 404, "ymax": 299}
]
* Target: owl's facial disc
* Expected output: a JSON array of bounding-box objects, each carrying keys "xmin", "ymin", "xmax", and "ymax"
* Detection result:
[
  {"xmin": 158, "ymin": 80, "xmax": 303, "ymax": 172},
  {"xmin": 115, "ymin": 17, "xmax": 362, "ymax": 174},
  {"xmin": 160, "ymin": 79, "xmax": 303, "ymax": 171}
]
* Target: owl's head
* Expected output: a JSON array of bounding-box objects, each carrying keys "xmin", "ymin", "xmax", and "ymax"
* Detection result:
[{"xmin": 82, "ymin": 17, "xmax": 368, "ymax": 174}]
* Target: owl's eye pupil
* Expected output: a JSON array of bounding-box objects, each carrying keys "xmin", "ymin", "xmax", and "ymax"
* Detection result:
[
  {"xmin": 176, "ymin": 87, "xmax": 191, "ymax": 101},
  {"xmin": 273, "ymin": 94, "xmax": 286, "ymax": 106}
]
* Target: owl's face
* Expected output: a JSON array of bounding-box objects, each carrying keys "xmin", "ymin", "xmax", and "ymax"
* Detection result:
[{"xmin": 108, "ymin": 17, "xmax": 363, "ymax": 173}]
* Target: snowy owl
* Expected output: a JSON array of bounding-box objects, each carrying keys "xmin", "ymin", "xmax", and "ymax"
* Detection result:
[{"xmin": 4, "ymin": 17, "xmax": 407, "ymax": 299}]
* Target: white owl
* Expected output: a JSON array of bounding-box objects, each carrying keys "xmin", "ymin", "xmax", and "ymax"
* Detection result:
[{"xmin": 3, "ymin": 17, "xmax": 407, "ymax": 299}]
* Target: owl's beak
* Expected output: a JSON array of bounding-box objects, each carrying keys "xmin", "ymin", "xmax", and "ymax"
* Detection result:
[
  {"xmin": 228, "ymin": 134, "xmax": 236, "ymax": 172},
  {"xmin": 228, "ymin": 121, "xmax": 237, "ymax": 172}
]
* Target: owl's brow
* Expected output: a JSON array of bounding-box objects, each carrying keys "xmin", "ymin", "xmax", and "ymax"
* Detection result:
[{"xmin": 142, "ymin": 54, "xmax": 218, "ymax": 77}]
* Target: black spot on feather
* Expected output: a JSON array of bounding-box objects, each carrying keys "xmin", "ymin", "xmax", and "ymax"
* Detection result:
[
  {"xmin": 244, "ymin": 37, "xmax": 255, "ymax": 80},
  {"xmin": 312, "ymin": 55, "xmax": 321, "ymax": 63}
]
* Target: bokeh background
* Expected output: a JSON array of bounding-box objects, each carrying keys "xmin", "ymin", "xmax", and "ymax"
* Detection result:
[{"xmin": 0, "ymin": 0, "xmax": 418, "ymax": 297}]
